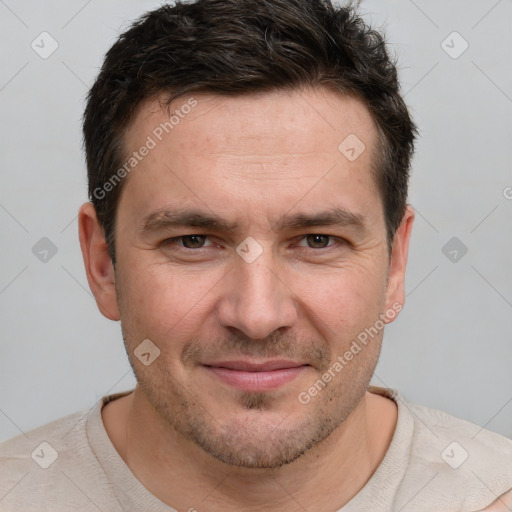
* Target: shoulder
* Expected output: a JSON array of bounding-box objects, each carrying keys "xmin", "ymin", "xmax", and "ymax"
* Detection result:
[
  {"xmin": 0, "ymin": 403, "xmax": 114, "ymax": 512},
  {"xmin": 398, "ymin": 396, "xmax": 512, "ymax": 511},
  {"xmin": 409, "ymin": 399, "xmax": 512, "ymax": 466},
  {"xmin": 0, "ymin": 408, "xmax": 88, "ymax": 471}
]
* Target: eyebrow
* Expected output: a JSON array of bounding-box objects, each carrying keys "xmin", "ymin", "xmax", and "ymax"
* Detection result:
[
  {"xmin": 273, "ymin": 208, "xmax": 367, "ymax": 232},
  {"xmin": 141, "ymin": 209, "xmax": 238, "ymax": 234},
  {"xmin": 140, "ymin": 207, "xmax": 368, "ymax": 235}
]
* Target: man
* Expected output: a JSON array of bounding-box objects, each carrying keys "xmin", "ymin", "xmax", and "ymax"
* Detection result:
[{"xmin": 1, "ymin": 0, "xmax": 511, "ymax": 510}]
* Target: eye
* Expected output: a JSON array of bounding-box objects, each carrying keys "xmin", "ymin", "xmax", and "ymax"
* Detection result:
[
  {"xmin": 180, "ymin": 235, "xmax": 210, "ymax": 248},
  {"xmin": 299, "ymin": 234, "xmax": 336, "ymax": 249},
  {"xmin": 166, "ymin": 235, "xmax": 212, "ymax": 248}
]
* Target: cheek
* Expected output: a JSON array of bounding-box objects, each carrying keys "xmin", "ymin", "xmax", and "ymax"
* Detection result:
[
  {"xmin": 295, "ymin": 262, "xmax": 387, "ymax": 343},
  {"xmin": 115, "ymin": 256, "xmax": 223, "ymax": 344}
]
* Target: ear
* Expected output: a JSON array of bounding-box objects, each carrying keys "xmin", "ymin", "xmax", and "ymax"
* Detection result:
[
  {"xmin": 78, "ymin": 202, "xmax": 120, "ymax": 321},
  {"xmin": 384, "ymin": 205, "xmax": 414, "ymax": 322}
]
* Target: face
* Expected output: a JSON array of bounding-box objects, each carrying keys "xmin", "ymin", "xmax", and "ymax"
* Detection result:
[{"xmin": 84, "ymin": 87, "xmax": 412, "ymax": 469}]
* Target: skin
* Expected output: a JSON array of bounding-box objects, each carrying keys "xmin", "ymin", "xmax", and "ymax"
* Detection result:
[
  {"xmin": 79, "ymin": 86, "xmax": 415, "ymax": 511},
  {"xmin": 476, "ymin": 490, "xmax": 512, "ymax": 511}
]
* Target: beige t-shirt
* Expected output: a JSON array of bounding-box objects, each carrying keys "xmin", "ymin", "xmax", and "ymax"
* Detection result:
[{"xmin": 1, "ymin": 387, "xmax": 511, "ymax": 511}]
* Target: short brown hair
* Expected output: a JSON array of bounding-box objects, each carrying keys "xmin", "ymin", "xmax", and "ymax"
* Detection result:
[{"xmin": 83, "ymin": 0, "xmax": 417, "ymax": 264}]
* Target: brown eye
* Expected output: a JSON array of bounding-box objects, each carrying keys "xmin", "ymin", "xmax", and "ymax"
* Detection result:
[
  {"xmin": 181, "ymin": 235, "xmax": 207, "ymax": 248},
  {"xmin": 306, "ymin": 234, "xmax": 331, "ymax": 248}
]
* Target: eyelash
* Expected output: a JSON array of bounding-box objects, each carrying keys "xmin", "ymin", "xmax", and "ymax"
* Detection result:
[{"xmin": 162, "ymin": 234, "xmax": 344, "ymax": 250}]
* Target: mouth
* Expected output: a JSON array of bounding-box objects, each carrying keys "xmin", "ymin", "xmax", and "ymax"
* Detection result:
[{"xmin": 202, "ymin": 360, "xmax": 309, "ymax": 392}]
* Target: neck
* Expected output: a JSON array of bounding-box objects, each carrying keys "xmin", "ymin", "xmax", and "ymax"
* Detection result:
[{"xmin": 102, "ymin": 387, "xmax": 397, "ymax": 511}]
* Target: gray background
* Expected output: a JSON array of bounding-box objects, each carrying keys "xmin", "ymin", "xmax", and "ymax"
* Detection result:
[{"xmin": 0, "ymin": 0, "xmax": 511, "ymax": 443}]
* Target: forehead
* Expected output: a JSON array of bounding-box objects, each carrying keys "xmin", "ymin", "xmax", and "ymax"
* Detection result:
[
  {"xmin": 119, "ymin": 87, "xmax": 382, "ymax": 230},
  {"xmin": 128, "ymin": 87, "xmax": 377, "ymax": 158}
]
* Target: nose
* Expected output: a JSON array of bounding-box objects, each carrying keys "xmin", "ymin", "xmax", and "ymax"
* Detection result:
[{"xmin": 216, "ymin": 252, "xmax": 298, "ymax": 340}]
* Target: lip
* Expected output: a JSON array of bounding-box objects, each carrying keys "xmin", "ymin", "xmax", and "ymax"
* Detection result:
[
  {"xmin": 203, "ymin": 360, "xmax": 308, "ymax": 391},
  {"xmin": 205, "ymin": 359, "xmax": 305, "ymax": 372}
]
